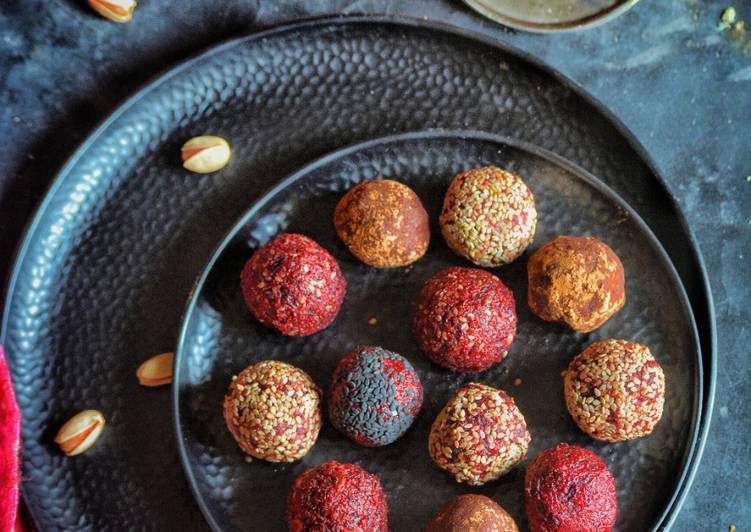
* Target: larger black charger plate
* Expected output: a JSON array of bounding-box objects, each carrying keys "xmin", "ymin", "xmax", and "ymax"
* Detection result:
[
  {"xmin": 0, "ymin": 16, "xmax": 714, "ymax": 531},
  {"xmin": 175, "ymin": 131, "xmax": 701, "ymax": 532}
]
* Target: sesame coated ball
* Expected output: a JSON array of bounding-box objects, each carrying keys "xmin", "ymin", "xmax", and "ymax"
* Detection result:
[
  {"xmin": 287, "ymin": 461, "xmax": 389, "ymax": 532},
  {"xmin": 429, "ymin": 383, "xmax": 530, "ymax": 486},
  {"xmin": 222, "ymin": 360, "xmax": 322, "ymax": 462},
  {"xmin": 426, "ymin": 494, "xmax": 519, "ymax": 532},
  {"xmin": 328, "ymin": 346, "xmax": 423, "ymax": 447},
  {"xmin": 414, "ymin": 267, "xmax": 517, "ymax": 372},
  {"xmin": 240, "ymin": 233, "xmax": 346, "ymax": 336},
  {"xmin": 563, "ymin": 339, "xmax": 666, "ymax": 442},
  {"xmin": 525, "ymin": 443, "xmax": 617, "ymax": 532},
  {"xmin": 334, "ymin": 179, "xmax": 430, "ymax": 268},
  {"xmin": 527, "ymin": 235, "xmax": 625, "ymax": 332},
  {"xmin": 440, "ymin": 166, "xmax": 537, "ymax": 267}
]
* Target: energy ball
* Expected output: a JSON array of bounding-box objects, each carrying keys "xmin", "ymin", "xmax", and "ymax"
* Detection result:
[
  {"xmin": 440, "ymin": 166, "xmax": 537, "ymax": 267},
  {"xmin": 223, "ymin": 360, "xmax": 322, "ymax": 462},
  {"xmin": 525, "ymin": 443, "xmax": 617, "ymax": 532},
  {"xmin": 334, "ymin": 179, "xmax": 430, "ymax": 268},
  {"xmin": 240, "ymin": 233, "xmax": 346, "ymax": 336},
  {"xmin": 328, "ymin": 346, "xmax": 423, "ymax": 447},
  {"xmin": 527, "ymin": 235, "xmax": 625, "ymax": 332},
  {"xmin": 287, "ymin": 461, "xmax": 388, "ymax": 532},
  {"xmin": 429, "ymin": 383, "xmax": 530, "ymax": 485},
  {"xmin": 564, "ymin": 339, "xmax": 666, "ymax": 442},
  {"xmin": 414, "ymin": 267, "xmax": 517, "ymax": 372},
  {"xmin": 427, "ymin": 494, "xmax": 519, "ymax": 532}
]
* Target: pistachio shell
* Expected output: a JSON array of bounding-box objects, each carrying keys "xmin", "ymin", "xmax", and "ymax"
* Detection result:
[
  {"xmin": 136, "ymin": 352, "xmax": 174, "ymax": 387},
  {"xmin": 55, "ymin": 410, "xmax": 105, "ymax": 456},
  {"xmin": 181, "ymin": 136, "xmax": 231, "ymax": 173},
  {"xmin": 87, "ymin": 0, "xmax": 137, "ymax": 23}
]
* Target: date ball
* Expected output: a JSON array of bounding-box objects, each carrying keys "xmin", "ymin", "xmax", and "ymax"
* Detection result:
[
  {"xmin": 223, "ymin": 360, "xmax": 322, "ymax": 462},
  {"xmin": 287, "ymin": 461, "xmax": 388, "ymax": 532},
  {"xmin": 429, "ymin": 383, "xmax": 530, "ymax": 485},
  {"xmin": 414, "ymin": 267, "xmax": 517, "ymax": 372},
  {"xmin": 564, "ymin": 339, "xmax": 665, "ymax": 442},
  {"xmin": 525, "ymin": 443, "xmax": 617, "ymax": 532},
  {"xmin": 440, "ymin": 166, "xmax": 537, "ymax": 267},
  {"xmin": 527, "ymin": 235, "xmax": 625, "ymax": 332},
  {"xmin": 334, "ymin": 179, "xmax": 430, "ymax": 268},
  {"xmin": 328, "ymin": 346, "xmax": 423, "ymax": 447},
  {"xmin": 240, "ymin": 233, "xmax": 346, "ymax": 336},
  {"xmin": 427, "ymin": 494, "xmax": 518, "ymax": 532}
]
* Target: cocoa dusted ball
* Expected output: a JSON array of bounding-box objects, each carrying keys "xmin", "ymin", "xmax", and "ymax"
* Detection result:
[
  {"xmin": 427, "ymin": 494, "xmax": 519, "ymax": 532},
  {"xmin": 240, "ymin": 233, "xmax": 346, "ymax": 336},
  {"xmin": 414, "ymin": 267, "xmax": 517, "ymax": 372},
  {"xmin": 564, "ymin": 339, "xmax": 666, "ymax": 442},
  {"xmin": 429, "ymin": 383, "xmax": 530, "ymax": 485},
  {"xmin": 223, "ymin": 360, "xmax": 322, "ymax": 462},
  {"xmin": 328, "ymin": 346, "xmax": 423, "ymax": 447},
  {"xmin": 334, "ymin": 179, "xmax": 430, "ymax": 268},
  {"xmin": 440, "ymin": 166, "xmax": 537, "ymax": 267},
  {"xmin": 525, "ymin": 443, "xmax": 617, "ymax": 532},
  {"xmin": 527, "ymin": 236, "xmax": 625, "ymax": 332},
  {"xmin": 287, "ymin": 461, "xmax": 389, "ymax": 532}
]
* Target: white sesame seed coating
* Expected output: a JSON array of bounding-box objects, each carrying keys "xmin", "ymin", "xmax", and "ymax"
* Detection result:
[
  {"xmin": 563, "ymin": 339, "xmax": 665, "ymax": 442},
  {"xmin": 429, "ymin": 383, "xmax": 530, "ymax": 486},
  {"xmin": 223, "ymin": 360, "xmax": 322, "ymax": 462},
  {"xmin": 440, "ymin": 167, "xmax": 537, "ymax": 267}
]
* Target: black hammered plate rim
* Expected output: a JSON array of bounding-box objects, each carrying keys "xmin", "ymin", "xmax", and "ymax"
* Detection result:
[
  {"xmin": 462, "ymin": 0, "xmax": 641, "ymax": 33},
  {"xmin": 0, "ymin": 15, "xmax": 715, "ymax": 531},
  {"xmin": 172, "ymin": 129, "xmax": 703, "ymax": 532}
]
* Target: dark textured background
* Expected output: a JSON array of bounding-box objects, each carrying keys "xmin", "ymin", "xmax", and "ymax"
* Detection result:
[{"xmin": 0, "ymin": 0, "xmax": 748, "ymax": 530}]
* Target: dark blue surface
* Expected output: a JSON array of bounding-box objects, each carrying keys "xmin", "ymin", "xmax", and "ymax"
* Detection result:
[{"xmin": 0, "ymin": 0, "xmax": 747, "ymax": 530}]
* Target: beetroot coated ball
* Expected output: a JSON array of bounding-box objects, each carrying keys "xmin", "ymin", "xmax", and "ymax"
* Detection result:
[
  {"xmin": 328, "ymin": 346, "xmax": 423, "ymax": 447},
  {"xmin": 240, "ymin": 233, "xmax": 346, "ymax": 336},
  {"xmin": 525, "ymin": 444, "xmax": 617, "ymax": 532},
  {"xmin": 287, "ymin": 461, "xmax": 388, "ymax": 532},
  {"xmin": 414, "ymin": 267, "xmax": 517, "ymax": 372}
]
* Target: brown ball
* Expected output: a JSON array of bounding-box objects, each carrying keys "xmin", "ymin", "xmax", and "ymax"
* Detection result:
[
  {"xmin": 223, "ymin": 360, "xmax": 322, "ymax": 462},
  {"xmin": 527, "ymin": 236, "xmax": 625, "ymax": 332},
  {"xmin": 334, "ymin": 179, "xmax": 430, "ymax": 268},
  {"xmin": 564, "ymin": 339, "xmax": 666, "ymax": 442},
  {"xmin": 427, "ymin": 494, "xmax": 518, "ymax": 532}
]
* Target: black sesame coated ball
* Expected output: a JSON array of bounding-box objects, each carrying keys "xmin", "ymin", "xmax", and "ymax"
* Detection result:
[{"xmin": 328, "ymin": 346, "xmax": 423, "ymax": 447}]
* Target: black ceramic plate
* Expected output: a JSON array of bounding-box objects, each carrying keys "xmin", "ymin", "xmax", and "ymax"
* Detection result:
[
  {"xmin": 0, "ymin": 17, "xmax": 714, "ymax": 531},
  {"xmin": 174, "ymin": 130, "xmax": 701, "ymax": 532}
]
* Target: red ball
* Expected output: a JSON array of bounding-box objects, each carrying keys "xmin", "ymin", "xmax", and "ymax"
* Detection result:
[
  {"xmin": 287, "ymin": 461, "xmax": 389, "ymax": 532},
  {"xmin": 525, "ymin": 443, "xmax": 618, "ymax": 532},
  {"xmin": 414, "ymin": 267, "xmax": 517, "ymax": 372},
  {"xmin": 240, "ymin": 233, "xmax": 346, "ymax": 336}
]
